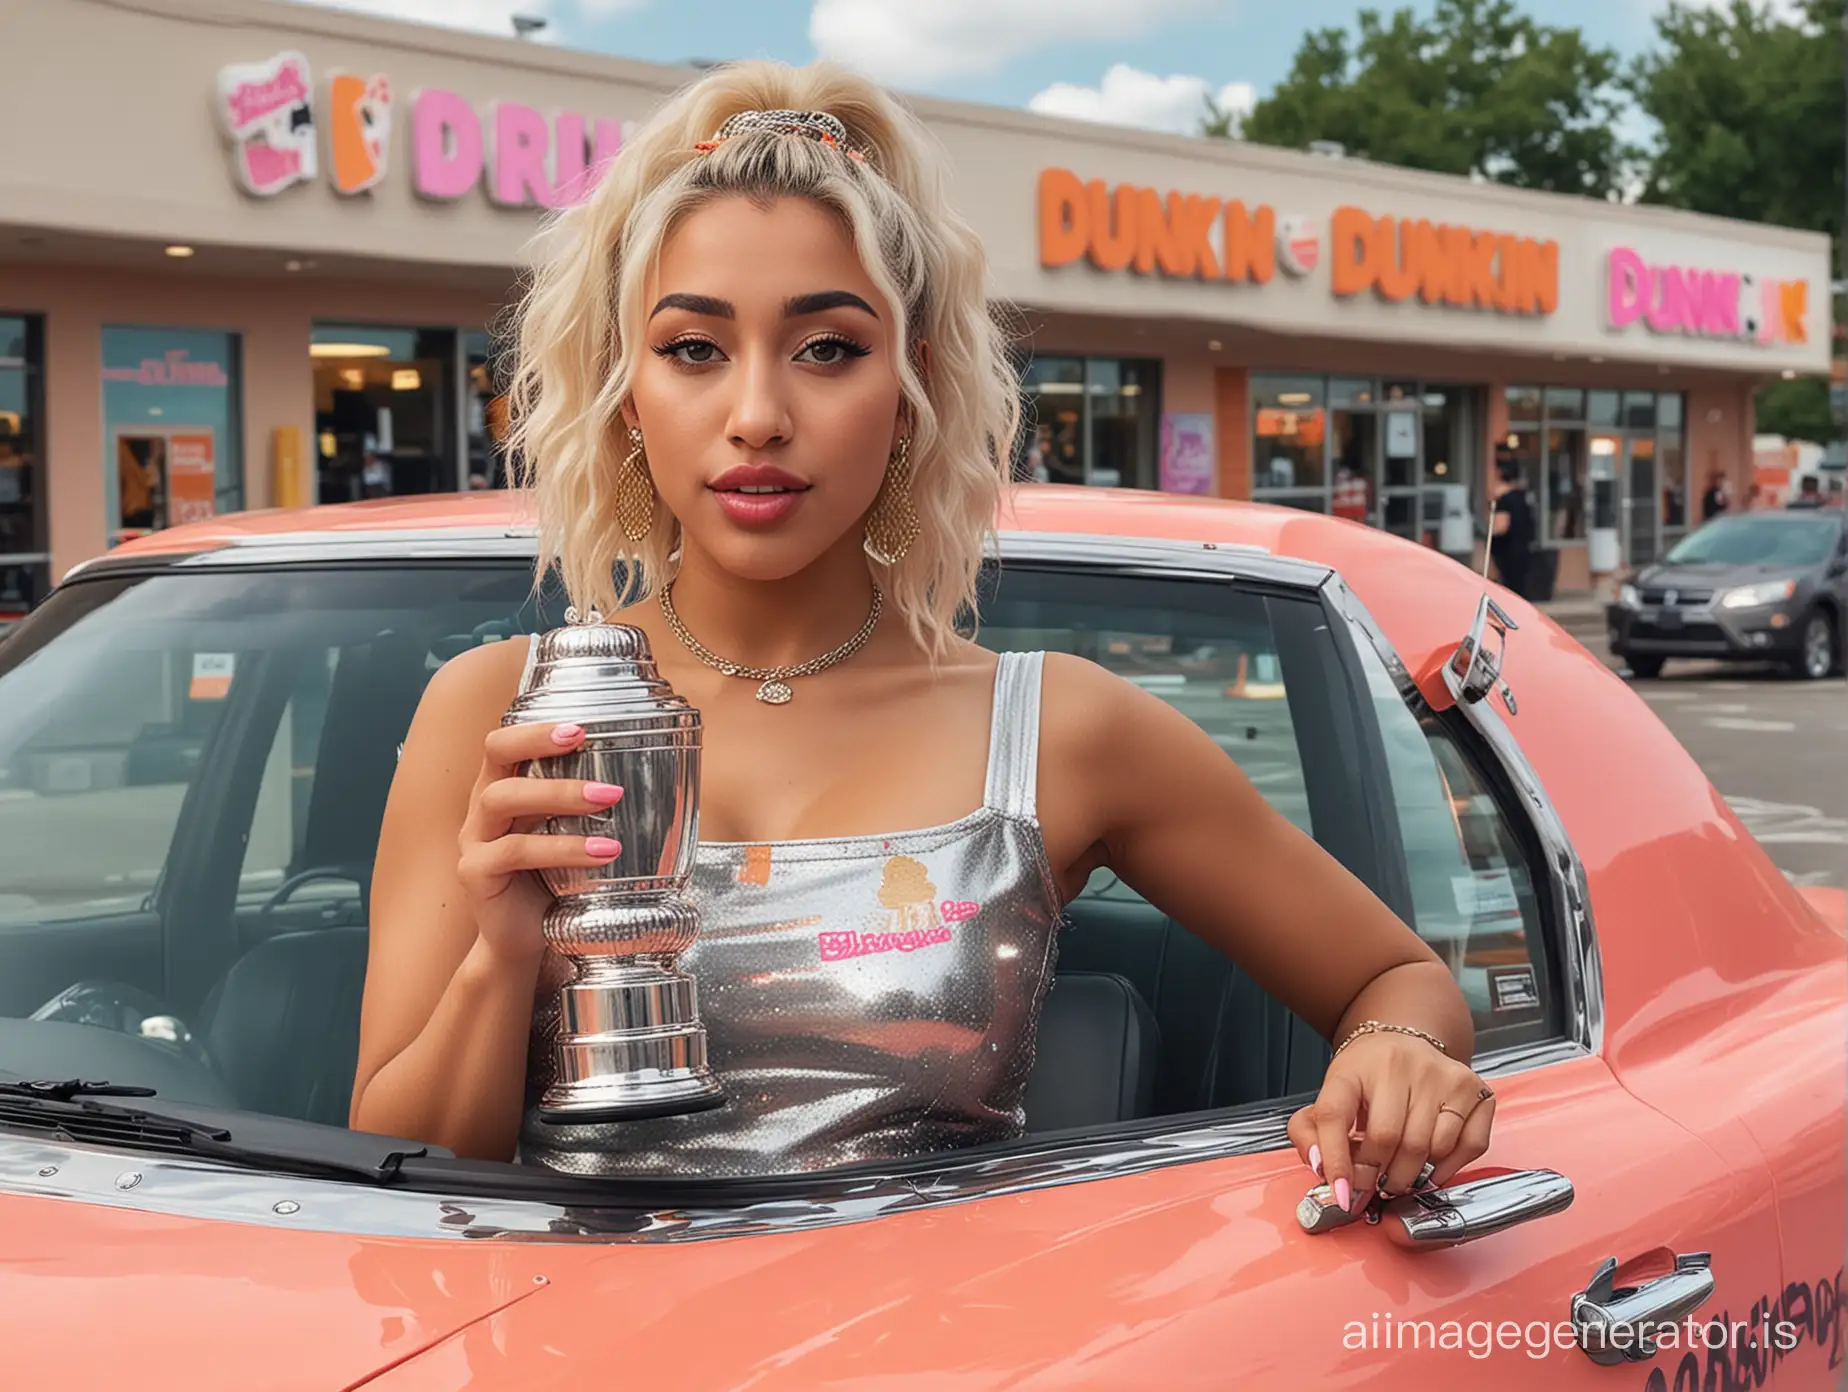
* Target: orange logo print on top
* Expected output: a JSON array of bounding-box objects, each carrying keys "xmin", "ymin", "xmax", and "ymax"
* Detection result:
[{"xmin": 328, "ymin": 72, "xmax": 392, "ymax": 195}]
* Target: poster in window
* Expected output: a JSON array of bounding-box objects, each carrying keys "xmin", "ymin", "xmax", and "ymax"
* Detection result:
[
  {"xmin": 167, "ymin": 433, "xmax": 218, "ymax": 527},
  {"xmin": 1385, "ymin": 409, "xmax": 1418, "ymax": 459},
  {"xmin": 1159, "ymin": 413, "xmax": 1214, "ymax": 495}
]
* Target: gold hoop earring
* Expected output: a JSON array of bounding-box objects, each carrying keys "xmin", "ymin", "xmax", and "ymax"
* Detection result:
[
  {"xmin": 615, "ymin": 426, "xmax": 656, "ymax": 543},
  {"xmin": 864, "ymin": 437, "xmax": 920, "ymax": 566}
]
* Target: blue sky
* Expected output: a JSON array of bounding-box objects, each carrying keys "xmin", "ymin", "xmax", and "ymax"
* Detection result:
[{"xmin": 302, "ymin": 0, "xmax": 1739, "ymax": 135}]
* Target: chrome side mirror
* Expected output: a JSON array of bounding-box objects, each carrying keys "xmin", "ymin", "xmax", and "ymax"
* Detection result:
[{"xmin": 1445, "ymin": 593, "xmax": 1519, "ymax": 714}]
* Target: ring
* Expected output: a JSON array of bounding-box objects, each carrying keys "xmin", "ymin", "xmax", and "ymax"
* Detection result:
[
  {"xmin": 1478, "ymin": 1086, "xmax": 1495, "ymax": 1102},
  {"xmin": 1437, "ymin": 1103, "xmax": 1467, "ymax": 1118}
]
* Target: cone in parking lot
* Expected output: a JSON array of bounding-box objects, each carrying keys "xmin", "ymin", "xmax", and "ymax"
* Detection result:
[{"xmin": 1226, "ymin": 651, "xmax": 1287, "ymax": 700}]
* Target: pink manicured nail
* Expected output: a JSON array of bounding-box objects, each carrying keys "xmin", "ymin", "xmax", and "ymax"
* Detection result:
[
  {"xmin": 584, "ymin": 782, "xmax": 624, "ymax": 805},
  {"xmin": 1334, "ymin": 1178, "xmax": 1351, "ymax": 1212},
  {"xmin": 1308, "ymin": 1144, "xmax": 1322, "ymax": 1176},
  {"xmin": 551, "ymin": 723, "xmax": 584, "ymax": 746},
  {"xmin": 585, "ymin": 836, "xmax": 622, "ymax": 859}
]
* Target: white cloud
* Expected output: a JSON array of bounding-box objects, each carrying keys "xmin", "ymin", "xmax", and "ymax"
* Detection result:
[
  {"xmin": 287, "ymin": 0, "xmax": 645, "ymax": 42},
  {"xmin": 809, "ymin": 0, "xmax": 1211, "ymax": 85},
  {"xmin": 1028, "ymin": 63, "xmax": 1254, "ymax": 136}
]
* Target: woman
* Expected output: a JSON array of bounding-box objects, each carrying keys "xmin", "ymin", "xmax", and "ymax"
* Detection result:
[
  {"xmin": 350, "ymin": 61, "xmax": 1495, "ymax": 1210},
  {"xmin": 1487, "ymin": 452, "xmax": 1535, "ymax": 599}
]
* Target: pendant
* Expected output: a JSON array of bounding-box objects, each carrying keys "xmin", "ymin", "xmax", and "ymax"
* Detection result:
[{"xmin": 755, "ymin": 680, "xmax": 794, "ymax": 705}]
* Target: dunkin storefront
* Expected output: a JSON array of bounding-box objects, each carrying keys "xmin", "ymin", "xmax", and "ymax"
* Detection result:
[{"xmin": 0, "ymin": 0, "xmax": 1832, "ymax": 614}]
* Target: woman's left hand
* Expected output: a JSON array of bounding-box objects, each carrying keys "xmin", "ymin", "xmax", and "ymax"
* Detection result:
[{"xmin": 1286, "ymin": 1030, "xmax": 1495, "ymax": 1213}]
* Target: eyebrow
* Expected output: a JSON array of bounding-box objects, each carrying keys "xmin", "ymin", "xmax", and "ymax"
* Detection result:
[{"xmin": 647, "ymin": 290, "xmax": 880, "ymax": 321}]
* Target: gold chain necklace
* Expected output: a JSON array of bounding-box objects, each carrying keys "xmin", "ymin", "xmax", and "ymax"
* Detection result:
[{"xmin": 657, "ymin": 583, "xmax": 883, "ymax": 705}]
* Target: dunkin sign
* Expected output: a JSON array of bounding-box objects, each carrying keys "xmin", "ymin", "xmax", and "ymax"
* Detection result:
[
  {"xmin": 1037, "ymin": 169, "xmax": 1315, "ymax": 286},
  {"xmin": 1605, "ymin": 247, "xmax": 1809, "ymax": 347},
  {"xmin": 216, "ymin": 52, "xmax": 634, "ymax": 209}
]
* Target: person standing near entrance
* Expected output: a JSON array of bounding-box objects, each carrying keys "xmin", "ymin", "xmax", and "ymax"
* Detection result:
[
  {"xmin": 1487, "ymin": 451, "xmax": 1535, "ymax": 599},
  {"xmin": 1700, "ymin": 470, "xmax": 1730, "ymax": 522}
]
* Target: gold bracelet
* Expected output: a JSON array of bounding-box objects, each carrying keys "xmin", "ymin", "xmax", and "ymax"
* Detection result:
[{"xmin": 1333, "ymin": 1019, "xmax": 1448, "ymax": 1059}]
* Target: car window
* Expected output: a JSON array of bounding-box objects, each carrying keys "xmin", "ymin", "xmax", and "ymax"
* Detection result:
[
  {"xmin": 0, "ymin": 565, "xmax": 551, "ymax": 1111},
  {"xmin": 1665, "ymin": 515, "xmax": 1840, "ymax": 567},
  {"xmin": 978, "ymin": 575, "xmax": 1313, "ymax": 845},
  {"xmin": 0, "ymin": 632, "xmax": 227, "ymax": 932},
  {"xmin": 0, "ymin": 557, "xmax": 1523, "ymax": 1140},
  {"xmin": 1354, "ymin": 631, "xmax": 1556, "ymax": 1047}
]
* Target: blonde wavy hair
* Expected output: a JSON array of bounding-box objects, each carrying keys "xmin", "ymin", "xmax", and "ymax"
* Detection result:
[{"xmin": 505, "ymin": 59, "xmax": 1020, "ymax": 659}]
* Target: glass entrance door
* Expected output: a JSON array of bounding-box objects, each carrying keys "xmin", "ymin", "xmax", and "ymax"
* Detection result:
[
  {"xmin": 1624, "ymin": 436, "xmax": 1660, "ymax": 567},
  {"xmin": 1376, "ymin": 399, "xmax": 1422, "ymax": 542},
  {"xmin": 1329, "ymin": 408, "xmax": 1377, "ymax": 525}
]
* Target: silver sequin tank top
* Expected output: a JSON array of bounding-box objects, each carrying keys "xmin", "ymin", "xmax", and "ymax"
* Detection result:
[{"xmin": 518, "ymin": 651, "xmax": 1064, "ymax": 1178}]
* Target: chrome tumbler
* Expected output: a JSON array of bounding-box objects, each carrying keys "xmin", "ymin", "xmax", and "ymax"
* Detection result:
[{"xmin": 504, "ymin": 608, "xmax": 725, "ymax": 1123}]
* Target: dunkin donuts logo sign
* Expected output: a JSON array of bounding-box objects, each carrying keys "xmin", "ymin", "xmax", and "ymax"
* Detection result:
[
  {"xmin": 216, "ymin": 52, "xmax": 633, "ymax": 208},
  {"xmin": 1037, "ymin": 169, "xmax": 1308, "ymax": 285},
  {"xmin": 1605, "ymin": 246, "xmax": 1809, "ymax": 347}
]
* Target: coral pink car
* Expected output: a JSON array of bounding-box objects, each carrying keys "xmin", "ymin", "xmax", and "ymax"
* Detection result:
[{"xmin": 0, "ymin": 487, "xmax": 1840, "ymax": 1390}]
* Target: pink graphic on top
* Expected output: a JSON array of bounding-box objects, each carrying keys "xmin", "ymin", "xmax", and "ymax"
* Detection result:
[
  {"xmin": 819, "ymin": 926, "xmax": 953, "ymax": 962},
  {"xmin": 217, "ymin": 52, "xmax": 317, "ymax": 197},
  {"xmin": 816, "ymin": 858, "xmax": 981, "ymax": 963}
]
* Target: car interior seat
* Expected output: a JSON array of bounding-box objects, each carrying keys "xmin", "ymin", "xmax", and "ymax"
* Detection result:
[
  {"xmin": 1021, "ymin": 970, "xmax": 1159, "ymax": 1132},
  {"xmin": 1059, "ymin": 889, "xmax": 1330, "ymax": 1114}
]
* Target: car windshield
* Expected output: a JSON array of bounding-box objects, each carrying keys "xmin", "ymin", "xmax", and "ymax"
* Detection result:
[
  {"xmin": 1663, "ymin": 514, "xmax": 1841, "ymax": 567},
  {"xmin": 0, "ymin": 555, "xmax": 1550, "ymax": 1175}
]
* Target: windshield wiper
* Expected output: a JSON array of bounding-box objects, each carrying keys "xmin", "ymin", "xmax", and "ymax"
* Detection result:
[
  {"xmin": 0, "ymin": 1080, "xmax": 444, "ymax": 1185},
  {"xmin": 0, "ymin": 1078, "xmax": 158, "ymax": 1103}
]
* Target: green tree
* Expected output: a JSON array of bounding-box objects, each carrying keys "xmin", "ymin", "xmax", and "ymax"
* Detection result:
[
  {"xmin": 1627, "ymin": 0, "xmax": 1842, "ymax": 260},
  {"xmin": 1227, "ymin": 0, "xmax": 1628, "ymax": 199},
  {"xmin": 1627, "ymin": 0, "xmax": 1843, "ymax": 441}
]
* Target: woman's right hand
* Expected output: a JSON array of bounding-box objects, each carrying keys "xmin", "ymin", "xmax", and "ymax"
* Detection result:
[{"xmin": 458, "ymin": 720, "xmax": 626, "ymax": 964}]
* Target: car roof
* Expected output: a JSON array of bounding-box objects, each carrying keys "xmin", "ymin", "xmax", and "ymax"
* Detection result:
[{"xmin": 100, "ymin": 485, "xmax": 1427, "ymax": 572}]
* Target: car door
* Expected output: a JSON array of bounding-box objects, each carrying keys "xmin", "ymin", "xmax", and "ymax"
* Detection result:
[{"xmin": 963, "ymin": 547, "xmax": 1791, "ymax": 1387}]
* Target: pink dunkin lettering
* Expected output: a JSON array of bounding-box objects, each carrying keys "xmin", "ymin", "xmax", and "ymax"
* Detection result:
[
  {"xmin": 819, "ymin": 926, "xmax": 954, "ymax": 963},
  {"xmin": 1606, "ymin": 246, "xmax": 1808, "ymax": 346},
  {"xmin": 941, "ymin": 900, "xmax": 980, "ymax": 923},
  {"xmin": 413, "ymin": 88, "xmax": 484, "ymax": 201}
]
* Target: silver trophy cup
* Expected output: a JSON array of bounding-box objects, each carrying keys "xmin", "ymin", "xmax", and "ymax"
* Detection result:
[{"xmin": 505, "ymin": 610, "xmax": 725, "ymax": 1123}]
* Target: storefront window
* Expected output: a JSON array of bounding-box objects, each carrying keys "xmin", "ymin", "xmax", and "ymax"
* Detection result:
[
  {"xmin": 1542, "ymin": 386, "xmax": 1584, "ymax": 420},
  {"xmin": 1621, "ymin": 391, "xmax": 1657, "ymax": 432},
  {"xmin": 1506, "ymin": 385, "xmax": 1687, "ymax": 562},
  {"xmin": 1504, "ymin": 385, "xmax": 1541, "ymax": 424},
  {"xmin": 102, "ymin": 326, "xmax": 243, "ymax": 544},
  {"xmin": 1086, "ymin": 359, "xmax": 1157, "ymax": 489},
  {"xmin": 464, "ymin": 329, "xmax": 511, "ymax": 492},
  {"xmin": 1256, "ymin": 375, "xmax": 1480, "ymax": 553},
  {"xmin": 1659, "ymin": 428, "xmax": 1687, "ymax": 540},
  {"xmin": 1020, "ymin": 356, "xmax": 1084, "ymax": 486},
  {"xmin": 0, "ymin": 315, "xmax": 48, "ymax": 623},
  {"xmin": 1544, "ymin": 428, "xmax": 1587, "ymax": 541},
  {"xmin": 312, "ymin": 324, "xmax": 458, "ymax": 503},
  {"xmin": 1018, "ymin": 355, "xmax": 1160, "ymax": 489},
  {"xmin": 1252, "ymin": 375, "xmax": 1327, "ymax": 497}
]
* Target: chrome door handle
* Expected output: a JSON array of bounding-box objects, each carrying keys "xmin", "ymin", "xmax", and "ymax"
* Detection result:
[
  {"xmin": 1296, "ymin": 1168, "xmax": 1574, "ymax": 1247},
  {"xmin": 1570, "ymin": 1253, "xmax": 1715, "ymax": 1365},
  {"xmin": 1377, "ymin": 1168, "xmax": 1574, "ymax": 1249}
]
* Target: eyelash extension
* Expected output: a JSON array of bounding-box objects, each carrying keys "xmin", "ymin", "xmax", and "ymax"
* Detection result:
[
  {"xmin": 652, "ymin": 336, "xmax": 717, "ymax": 360},
  {"xmin": 800, "ymin": 334, "xmax": 872, "ymax": 360}
]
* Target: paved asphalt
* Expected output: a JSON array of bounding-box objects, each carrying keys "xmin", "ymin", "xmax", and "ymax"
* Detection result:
[{"xmin": 1549, "ymin": 608, "xmax": 1847, "ymax": 892}]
